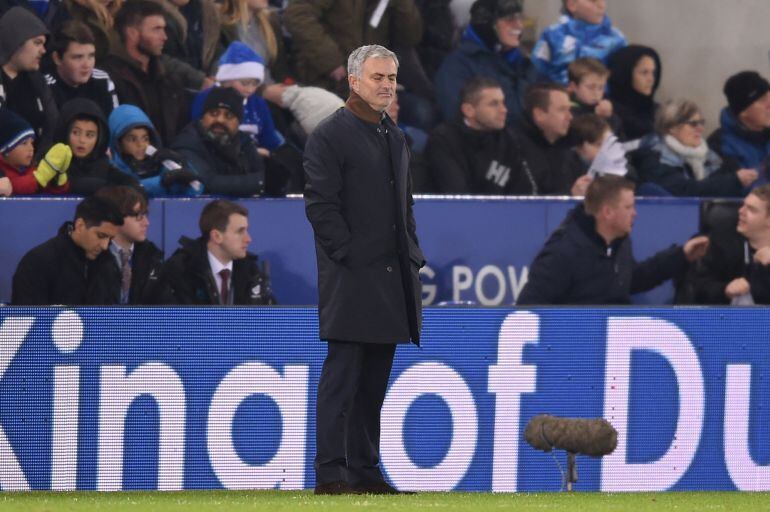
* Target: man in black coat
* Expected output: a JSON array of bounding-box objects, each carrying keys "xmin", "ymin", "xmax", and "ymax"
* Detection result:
[
  {"xmin": 426, "ymin": 76, "xmax": 532, "ymax": 194},
  {"xmin": 12, "ymin": 195, "xmax": 124, "ymax": 305},
  {"xmin": 157, "ymin": 199, "xmax": 274, "ymax": 305},
  {"xmin": 304, "ymin": 45, "xmax": 425, "ymax": 495},
  {"xmin": 693, "ymin": 185, "xmax": 770, "ymax": 304},
  {"xmin": 171, "ymin": 87, "xmax": 271, "ymax": 197},
  {"xmin": 88, "ymin": 186, "xmax": 163, "ymax": 304},
  {"xmin": 517, "ymin": 176, "xmax": 709, "ymax": 305},
  {"xmin": 514, "ymin": 82, "xmax": 592, "ymax": 196}
]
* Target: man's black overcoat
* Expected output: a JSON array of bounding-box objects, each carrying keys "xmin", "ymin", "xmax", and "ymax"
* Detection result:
[{"xmin": 304, "ymin": 93, "xmax": 425, "ymax": 344}]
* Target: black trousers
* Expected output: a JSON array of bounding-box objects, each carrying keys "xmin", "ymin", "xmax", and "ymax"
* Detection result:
[{"xmin": 314, "ymin": 340, "xmax": 397, "ymax": 486}]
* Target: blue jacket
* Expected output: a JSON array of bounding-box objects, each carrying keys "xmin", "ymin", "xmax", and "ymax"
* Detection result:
[
  {"xmin": 434, "ymin": 27, "xmax": 539, "ymax": 124},
  {"xmin": 108, "ymin": 105, "xmax": 202, "ymax": 197},
  {"xmin": 191, "ymin": 88, "xmax": 285, "ymax": 151},
  {"xmin": 718, "ymin": 107, "xmax": 770, "ymax": 169},
  {"xmin": 532, "ymin": 15, "xmax": 626, "ymax": 84}
]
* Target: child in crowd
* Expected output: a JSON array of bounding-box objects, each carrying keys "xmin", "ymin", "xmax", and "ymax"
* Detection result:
[
  {"xmin": 191, "ymin": 42, "xmax": 285, "ymax": 156},
  {"xmin": 109, "ymin": 104, "xmax": 202, "ymax": 197},
  {"xmin": 53, "ymin": 98, "xmax": 139, "ymax": 195},
  {"xmin": 0, "ymin": 108, "xmax": 71, "ymax": 196},
  {"xmin": 567, "ymin": 57, "xmax": 623, "ymax": 136},
  {"xmin": 570, "ymin": 113, "xmax": 629, "ymax": 178},
  {"xmin": 532, "ymin": 0, "xmax": 626, "ymax": 84}
]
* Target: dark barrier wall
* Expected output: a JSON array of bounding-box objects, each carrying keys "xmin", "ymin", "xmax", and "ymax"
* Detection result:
[
  {"xmin": 0, "ymin": 307, "xmax": 768, "ymax": 491},
  {"xmin": 0, "ymin": 197, "xmax": 702, "ymax": 305}
]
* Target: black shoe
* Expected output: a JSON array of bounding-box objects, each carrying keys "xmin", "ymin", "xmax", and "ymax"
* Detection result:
[
  {"xmin": 353, "ymin": 480, "xmax": 415, "ymax": 495},
  {"xmin": 314, "ymin": 480, "xmax": 359, "ymax": 495}
]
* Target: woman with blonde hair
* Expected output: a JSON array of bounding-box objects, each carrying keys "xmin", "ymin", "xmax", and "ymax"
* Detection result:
[
  {"xmin": 219, "ymin": 0, "xmax": 291, "ymax": 86},
  {"xmin": 64, "ymin": 0, "xmax": 123, "ymax": 63},
  {"xmin": 635, "ymin": 99, "xmax": 758, "ymax": 197}
]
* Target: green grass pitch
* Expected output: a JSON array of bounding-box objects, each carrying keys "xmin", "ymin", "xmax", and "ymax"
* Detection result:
[{"xmin": 1, "ymin": 491, "xmax": 769, "ymax": 511}]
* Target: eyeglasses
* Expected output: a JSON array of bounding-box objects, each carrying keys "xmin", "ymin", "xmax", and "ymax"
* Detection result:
[
  {"xmin": 127, "ymin": 211, "xmax": 149, "ymax": 221},
  {"xmin": 684, "ymin": 119, "xmax": 706, "ymax": 128}
]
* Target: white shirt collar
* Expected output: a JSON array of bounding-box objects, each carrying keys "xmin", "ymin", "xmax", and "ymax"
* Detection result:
[{"xmin": 207, "ymin": 250, "xmax": 233, "ymax": 277}]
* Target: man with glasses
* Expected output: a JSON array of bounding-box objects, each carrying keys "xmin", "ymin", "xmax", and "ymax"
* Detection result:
[{"xmin": 90, "ymin": 185, "xmax": 164, "ymax": 304}]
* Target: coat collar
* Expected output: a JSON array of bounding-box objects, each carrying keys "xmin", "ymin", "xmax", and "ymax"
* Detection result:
[{"xmin": 345, "ymin": 91, "xmax": 385, "ymax": 124}]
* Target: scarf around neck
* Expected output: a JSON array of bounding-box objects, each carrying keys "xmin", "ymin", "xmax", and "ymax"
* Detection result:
[{"xmin": 663, "ymin": 134, "xmax": 709, "ymax": 180}]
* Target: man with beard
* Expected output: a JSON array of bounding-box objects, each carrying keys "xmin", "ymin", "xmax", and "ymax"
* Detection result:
[
  {"xmin": 171, "ymin": 86, "xmax": 267, "ymax": 197},
  {"xmin": 103, "ymin": 0, "xmax": 190, "ymax": 145},
  {"xmin": 0, "ymin": 6, "xmax": 58, "ymax": 157}
]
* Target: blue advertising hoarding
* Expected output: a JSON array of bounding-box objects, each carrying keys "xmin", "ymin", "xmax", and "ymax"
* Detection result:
[
  {"xmin": 0, "ymin": 197, "xmax": 702, "ymax": 305},
  {"xmin": 0, "ymin": 307, "xmax": 768, "ymax": 492}
]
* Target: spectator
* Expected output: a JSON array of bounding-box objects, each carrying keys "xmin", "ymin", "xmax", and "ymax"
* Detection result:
[
  {"xmin": 634, "ymin": 99, "xmax": 757, "ymax": 197},
  {"xmin": 434, "ymin": 0, "xmax": 537, "ymax": 125},
  {"xmin": 570, "ymin": 113, "xmax": 628, "ymax": 178},
  {"xmin": 191, "ymin": 42, "xmax": 285, "ymax": 152},
  {"xmin": 109, "ymin": 104, "xmax": 202, "ymax": 197},
  {"xmin": 103, "ymin": 0, "xmax": 195, "ymax": 145},
  {"xmin": 55, "ymin": 97, "xmax": 138, "ymax": 195},
  {"xmin": 532, "ymin": 0, "xmax": 626, "ymax": 84},
  {"xmin": 157, "ymin": 199, "xmax": 275, "ymax": 304},
  {"xmin": 694, "ymin": 185, "xmax": 770, "ymax": 305},
  {"xmin": 607, "ymin": 44, "xmax": 661, "ymax": 141},
  {"xmin": 63, "ymin": 0, "xmax": 122, "ymax": 63},
  {"xmin": 567, "ymin": 57, "xmax": 622, "ymax": 136},
  {"xmin": 171, "ymin": 86, "xmax": 270, "ymax": 197},
  {"xmin": 0, "ymin": 6, "xmax": 58, "ymax": 157},
  {"xmin": 284, "ymin": 0, "xmax": 422, "ymax": 98},
  {"xmin": 219, "ymin": 0, "xmax": 291, "ymax": 99},
  {"xmin": 387, "ymin": 90, "xmax": 430, "ymax": 191},
  {"xmin": 46, "ymin": 20, "xmax": 119, "ymax": 117},
  {"xmin": 91, "ymin": 185, "xmax": 164, "ymax": 304},
  {"xmin": 11, "ymin": 194, "xmax": 124, "ymax": 305},
  {"xmin": 0, "ymin": 107, "xmax": 71, "ymax": 195},
  {"xmin": 517, "ymin": 176, "xmax": 709, "ymax": 305},
  {"xmin": 426, "ymin": 76, "xmax": 531, "ymax": 194},
  {"xmin": 158, "ymin": 0, "xmax": 221, "ymax": 75},
  {"xmin": 514, "ymin": 83, "xmax": 591, "ymax": 196},
  {"xmin": 710, "ymin": 71, "xmax": 770, "ymax": 170}
]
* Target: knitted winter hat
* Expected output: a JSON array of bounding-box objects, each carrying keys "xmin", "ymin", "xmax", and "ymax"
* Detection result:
[
  {"xmin": 724, "ymin": 71, "xmax": 770, "ymax": 116},
  {"xmin": 0, "ymin": 7, "xmax": 49, "ymax": 65},
  {"xmin": 215, "ymin": 42, "xmax": 265, "ymax": 83},
  {"xmin": 0, "ymin": 108, "xmax": 35, "ymax": 154},
  {"xmin": 202, "ymin": 86, "xmax": 245, "ymax": 120}
]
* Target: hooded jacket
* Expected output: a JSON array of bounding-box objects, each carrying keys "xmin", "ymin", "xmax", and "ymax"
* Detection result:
[
  {"xmin": 517, "ymin": 204, "xmax": 688, "ymax": 305},
  {"xmin": 108, "ymin": 104, "xmax": 201, "ymax": 197},
  {"xmin": 532, "ymin": 14, "xmax": 627, "ymax": 84},
  {"xmin": 607, "ymin": 45, "xmax": 661, "ymax": 141},
  {"xmin": 0, "ymin": 6, "xmax": 58, "ymax": 157},
  {"xmin": 434, "ymin": 26, "xmax": 538, "ymax": 124},
  {"xmin": 713, "ymin": 107, "xmax": 770, "ymax": 169},
  {"xmin": 54, "ymin": 97, "xmax": 138, "ymax": 195}
]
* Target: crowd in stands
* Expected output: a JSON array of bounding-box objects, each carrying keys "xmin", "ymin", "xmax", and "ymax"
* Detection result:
[{"xmin": 2, "ymin": 0, "xmax": 770, "ymax": 306}]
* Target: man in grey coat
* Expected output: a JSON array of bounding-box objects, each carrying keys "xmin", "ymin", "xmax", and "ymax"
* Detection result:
[{"xmin": 304, "ymin": 44, "xmax": 425, "ymax": 495}]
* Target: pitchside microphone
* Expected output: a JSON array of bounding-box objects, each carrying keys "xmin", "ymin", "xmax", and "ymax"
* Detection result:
[
  {"xmin": 524, "ymin": 415, "xmax": 618, "ymax": 491},
  {"xmin": 524, "ymin": 414, "xmax": 618, "ymax": 457}
]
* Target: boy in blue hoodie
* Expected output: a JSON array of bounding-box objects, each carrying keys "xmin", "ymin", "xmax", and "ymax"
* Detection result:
[
  {"xmin": 532, "ymin": 0, "xmax": 626, "ymax": 84},
  {"xmin": 191, "ymin": 42, "xmax": 285, "ymax": 156},
  {"xmin": 108, "ymin": 104, "xmax": 202, "ymax": 197}
]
